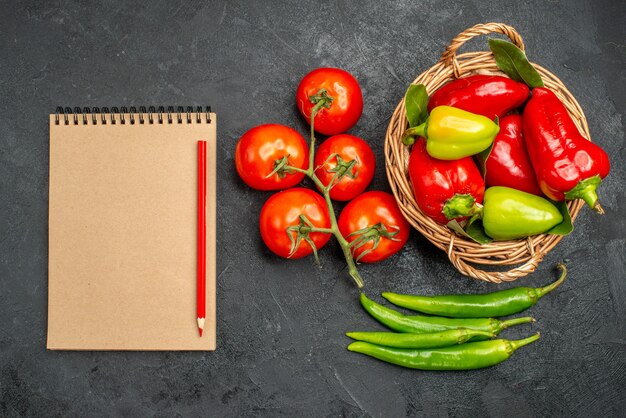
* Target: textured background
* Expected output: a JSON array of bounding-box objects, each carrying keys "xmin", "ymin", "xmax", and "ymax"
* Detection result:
[{"xmin": 1, "ymin": 0, "xmax": 625, "ymax": 416}]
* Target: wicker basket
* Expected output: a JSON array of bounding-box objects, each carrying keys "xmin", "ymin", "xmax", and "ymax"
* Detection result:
[{"xmin": 385, "ymin": 23, "xmax": 588, "ymax": 283}]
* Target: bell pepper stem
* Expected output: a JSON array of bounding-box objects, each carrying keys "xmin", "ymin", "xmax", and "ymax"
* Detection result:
[
  {"xmin": 564, "ymin": 175, "xmax": 604, "ymax": 214},
  {"xmin": 582, "ymin": 191, "xmax": 604, "ymax": 214},
  {"xmin": 401, "ymin": 122, "xmax": 427, "ymax": 146},
  {"xmin": 442, "ymin": 194, "xmax": 481, "ymax": 221}
]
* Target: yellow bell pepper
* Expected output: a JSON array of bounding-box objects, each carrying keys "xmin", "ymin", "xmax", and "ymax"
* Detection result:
[{"xmin": 403, "ymin": 106, "xmax": 499, "ymax": 160}]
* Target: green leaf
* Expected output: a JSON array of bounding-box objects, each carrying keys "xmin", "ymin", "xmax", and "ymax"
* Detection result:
[
  {"xmin": 474, "ymin": 116, "xmax": 498, "ymax": 179},
  {"xmin": 405, "ymin": 84, "xmax": 429, "ymax": 128},
  {"xmin": 447, "ymin": 215, "xmax": 493, "ymax": 245},
  {"xmin": 447, "ymin": 219, "xmax": 469, "ymax": 237},
  {"xmin": 474, "ymin": 142, "xmax": 493, "ymax": 180},
  {"xmin": 547, "ymin": 201, "xmax": 574, "ymax": 235},
  {"xmin": 488, "ymin": 39, "xmax": 544, "ymax": 88},
  {"xmin": 465, "ymin": 215, "xmax": 493, "ymax": 244}
]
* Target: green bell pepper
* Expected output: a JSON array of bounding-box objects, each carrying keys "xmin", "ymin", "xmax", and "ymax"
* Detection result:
[
  {"xmin": 482, "ymin": 186, "xmax": 563, "ymax": 240},
  {"xmin": 403, "ymin": 106, "xmax": 499, "ymax": 160}
]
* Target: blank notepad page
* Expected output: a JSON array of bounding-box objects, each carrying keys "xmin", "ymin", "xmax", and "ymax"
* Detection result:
[{"xmin": 48, "ymin": 109, "xmax": 216, "ymax": 350}]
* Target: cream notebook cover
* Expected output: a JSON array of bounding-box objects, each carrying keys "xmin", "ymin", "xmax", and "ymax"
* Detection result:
[{"xmin": 48, "ymin": 107, "xmax": 216, "ymax": 350}]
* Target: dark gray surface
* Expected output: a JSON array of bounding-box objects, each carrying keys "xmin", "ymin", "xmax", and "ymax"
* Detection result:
[{"xmin": 1, "ymin": 0, "xmax": 625, "ymax": 416}]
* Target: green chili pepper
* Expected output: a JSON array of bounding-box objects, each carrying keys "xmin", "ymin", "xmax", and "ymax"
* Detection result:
[
  {"xmin": 346, "ymin": 328, "xmax": 495, "ymax": 349},
  {"xmin": 402, "ymin": 106, "xmax": 499, "ymax": 160},
  {"xmin": 359, "ymin": 293, "xmax": 534, "ymax": 335},
  {"xmin": 482, "ymin": 186, "xmax": 563, "ymax": 240},
  {"xmin": 382, "ymin": 263, "xmax": 567, "ymax": 318},
  {"xmin": 347, "ymin": 333, "xmax": 540, "ymax": 370}
]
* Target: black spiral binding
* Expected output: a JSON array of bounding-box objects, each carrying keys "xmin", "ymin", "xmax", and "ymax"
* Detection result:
[{"xmin": 54, "ymin": 106, "xmax": 213, "ymax": 125}]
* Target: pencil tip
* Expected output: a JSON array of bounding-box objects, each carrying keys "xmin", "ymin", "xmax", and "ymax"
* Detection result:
[{"xmin": 197, "ymin": 317, "xmax": 205, "ymax": 337}]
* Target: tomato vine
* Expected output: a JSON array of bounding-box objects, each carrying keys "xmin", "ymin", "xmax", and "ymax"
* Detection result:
[{"xmin": 285, "ymin": 90, "xmax": 365, "ymax": 288}]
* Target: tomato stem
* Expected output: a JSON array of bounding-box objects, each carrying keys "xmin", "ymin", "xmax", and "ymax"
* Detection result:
[
  {"xmin": 285, "ymin": 99, "xmax": 365, "ymax": 289},
  {"xmin": 324, "ymin": 154, "xmax": 358, "ymax": 191},
  {"xmin": 287, "ymin": 166, "xmax": 309, "ymax": 176},
  {"xmin": 307, "ymin": 101, "xmax": 326, "ymax": 174},
  {"xmin": 286, "ymin": 214, "xmax": 323, "ymax": 264},
  {"xmin": 266, "ymin": 155, "xmax": 295, "ymax": 179},
  {"xmin": 309, "ymin": 226, "xmax": 335, "ymax": 234},
  {"xmin": 346, "ymin": 223, "xmax": 400, "ymax": 262}
]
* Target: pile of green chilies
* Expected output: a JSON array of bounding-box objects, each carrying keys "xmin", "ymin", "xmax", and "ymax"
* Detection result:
[{"xmin": 347, "ymin": 263, "xmax": 567, "ymax": 370}]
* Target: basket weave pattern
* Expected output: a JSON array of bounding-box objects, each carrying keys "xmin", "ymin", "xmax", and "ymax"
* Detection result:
[{"xmin": 384, "ymin": 23, "xmax": 587, "ymax": 283}]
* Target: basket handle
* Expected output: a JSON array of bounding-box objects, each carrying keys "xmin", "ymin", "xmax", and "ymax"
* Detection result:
[{"xmin": 440, "ymin": 23, "xmax": 525, "ymax": 78}]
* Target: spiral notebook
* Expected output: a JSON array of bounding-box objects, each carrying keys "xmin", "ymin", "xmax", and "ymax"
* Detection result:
[{"xmin": 47, "ymin": 107, "xmax": 216, "ymax": 351}]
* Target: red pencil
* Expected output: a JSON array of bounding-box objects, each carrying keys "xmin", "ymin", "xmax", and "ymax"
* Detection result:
[{"xmin": 197, "ymin": 140, "xmax": 207, "ymax": 337}]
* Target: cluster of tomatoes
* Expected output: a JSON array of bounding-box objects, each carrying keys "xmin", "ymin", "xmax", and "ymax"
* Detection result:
[{"xmin": 235, "ymin": 68, "xmax": 410, "ymax": 267}]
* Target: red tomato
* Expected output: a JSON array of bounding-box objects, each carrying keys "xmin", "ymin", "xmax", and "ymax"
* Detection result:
[
  {"xmin": 259, "ymin": 188, "xmax": 331, "ymax": 259},
  {"xmin": 338, "ymin": 191, "xmax": 410, "ymax": 263},
  {"xmin": 314, "ymin": 134, "xmax": 375, "ymax": 201},
  {"xmin": 296, "ymin": 68, "xmax": 363, "ymax": 136},
  {"xmin": 235, "ymin": 124, "xmax": 309, "ymax": 191}
]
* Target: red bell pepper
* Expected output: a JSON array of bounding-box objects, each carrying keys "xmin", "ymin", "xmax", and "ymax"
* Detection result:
[
  {"xmin": 408, "ymin": 139, "xmax": 485, "ymax": 224},
  {"xmin": 428, "ymin": 75, "xmax": 530, "ymax": 119},
  {"xmin": 523, "ymin": 88, "xmax": 610, "ymax": 213},
  {"xmin": 484, "ymin": 114, "xmax": 543, "ymax": 196}
]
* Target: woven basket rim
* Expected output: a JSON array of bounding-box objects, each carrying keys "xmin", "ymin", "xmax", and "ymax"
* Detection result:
[{"xmin": 384, "ymin": 23, "xmax": 587, "ymax": 283}]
